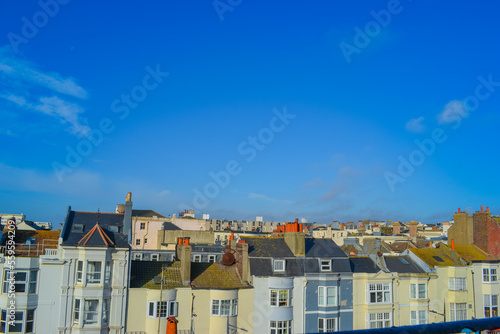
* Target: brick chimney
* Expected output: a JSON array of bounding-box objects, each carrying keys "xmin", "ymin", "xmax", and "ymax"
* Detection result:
[
  {"xmin": 284, "ymin": 219, "xmax": 305, "ymax": 256},
  {"xmin": 392, "ymin": 222, "xmax": 401, "ymax": 235},
  {"xmin": 176, "ymin": 237, "xmax": 191, "ymax": 285},
  {"xmin": 409, "ymin": 221, "xmax": 418, "ymax": 238},
  {"xmin": 235, "ymin": 240, "xmax": 250, "ymax": 283}
]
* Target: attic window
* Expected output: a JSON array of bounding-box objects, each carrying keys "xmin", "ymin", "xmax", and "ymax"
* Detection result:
[
  {"xmin": 433, "ymin": 256, "xmax": 445, "ymax": 263},
  {"xmin": 320, "ymin": 260, "xmax": 332, "ymax": 271},
  {"xmin": 273, "ymin": 260, "xmax": 285, "ymax": 272},
  {"xmin": 73, "ymin": 224, "xmax": 84, "ymax": 232},
  {"xmin": 108, "ymin": 226, "xmax": 118, "ymax": 233},
  {"xmin": 399, "ymin": 258, "xmax": 409, "ymax": 265}
]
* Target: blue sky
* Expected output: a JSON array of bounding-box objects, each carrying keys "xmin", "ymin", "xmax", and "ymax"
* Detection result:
[{"xmin": 1, "ymin": 0, "xmax": 500, "ymax": 227}]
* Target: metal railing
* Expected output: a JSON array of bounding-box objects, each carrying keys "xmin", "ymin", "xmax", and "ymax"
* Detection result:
[{"xmin": 1, "ymin": 239, "xmax": 59, "ymax": 257}]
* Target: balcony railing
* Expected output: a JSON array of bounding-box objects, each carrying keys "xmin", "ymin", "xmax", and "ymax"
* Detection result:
[{"xmin": 1, "ymin": 239, "xmax": 59, "ymax": 257}]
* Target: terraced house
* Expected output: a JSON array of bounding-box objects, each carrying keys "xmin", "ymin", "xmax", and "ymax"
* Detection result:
[{"xmin": 243, "ymin": 221, "xmax": 354, "ymax": 333}]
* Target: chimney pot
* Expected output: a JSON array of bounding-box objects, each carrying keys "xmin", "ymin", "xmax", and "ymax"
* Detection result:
[
  {"xmin": 481, "ymin": 205, "xmax": 484, "ymax": 212},
  {"xmin": 451, "ymin": 239, "xmax": 455, "ymax": 251},
  {"xmin": 178, "ymin": 237, "xmax": 184, "ymax": 245},
  {"xmin": 299, "ymin": 223, "xmax": 303, "ymax": 232},
  {"xmin": 183, "ymin": 238, "xmax": 190, "ymax": 246},
  {"xmin": 458, "ymin": 208, "xmax": 461, "ymax": 213},
  {"xmin": 487, "ymin": 207, "xmax": 490, "ymax": 213},
  {"xmin": 295, "ymin": 218, "xmax": 298, "ymax": 223}
]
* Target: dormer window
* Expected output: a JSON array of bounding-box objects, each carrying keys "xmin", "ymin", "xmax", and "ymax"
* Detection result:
[
  {"xmin": 108, "ymin": 226, "xmax": 118, "ymax": 233},
  {"xmin": 320, "ymin": 260, "xmax": 331, "ymax": 272},
  {"xmin": 273, "ymin": 260, "xmax": 285, "ymax": 272},
  {"xmin": 73, "ymin": 224, "xmax": 84, "ymax": 232}
]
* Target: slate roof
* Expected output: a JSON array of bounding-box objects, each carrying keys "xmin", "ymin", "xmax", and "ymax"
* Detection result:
[
  {"xmin": 349, "ymin": 257, "xmax": 380, "ymax": 273},
  {"xmin": 129, "ymin": 260, "xmax": 183, "ymax": 289},
  {"xmin": 132, "ymin": 210, "xmax": 166, "ymax": 218},
  {"xmin": 305, "ymin": 238, "xmax": 347, "ymax": 258},
  {"xmin": 61, "ymin": 210, "xmax": 129, "ymax": 247},
  {"xmin": 191, "ymin": 244, "xmax": 225, "ymax": 253},
  {"xmin": 249, "ymin": 258, "xmax": 304, "ymax": 277},
  {"xmin": 191, "ymin": 262, "xmax": 250, "ymax": 289},
  {"xmin": 162, "ymin": 222, "xmax": 181, "ymax": 230},
  {"xmin": 242, "ymin": 237, "xmax": 294, "ymax": 257},
  {"xmin": 385, "ymin": 256, "xmax": 426, "ymax": 273},
  {"xmin": 249, "ymin": 257, "xmax": 353, "ymax": 277}
]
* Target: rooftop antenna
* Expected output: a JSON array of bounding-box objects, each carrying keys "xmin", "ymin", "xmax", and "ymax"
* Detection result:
[{"xmin": 96, "ymin": 208, "xmax": 100, "ymax": 225}]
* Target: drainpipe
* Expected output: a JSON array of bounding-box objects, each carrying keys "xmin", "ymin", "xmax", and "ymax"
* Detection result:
[
  {"xmin": 142, "ymin": 220, "xmax": 149, "ymax": 251},
  {"xmin": 471, "ymin": 269, "xmax": 476, "ymax": 319},
  {"xmin": 303, "ymin": 279, "xmax": 307, "ymax": 334}
]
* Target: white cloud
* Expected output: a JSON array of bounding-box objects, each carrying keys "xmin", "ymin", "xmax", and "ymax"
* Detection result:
[
  {"xmin": 0, "ymin": 48, "xmax": 88, "ymax": 99},
  {"xmin": 405, "ymin": 116, "xmax": 425, "ymax": 133},
  {"xmin": 0, "ymin": 47, "xmax": 89, "ymax": 137},
  {"xmin": 248, "ymin": 193, "xmax": 293, "ymax": 205},
  {"xmin": 34, "ymin": 96, "xmax": 90, "ymax": 136},
  {"xmin": 437, "ymin": 100, "xmax": 469, "ymax": 124}
]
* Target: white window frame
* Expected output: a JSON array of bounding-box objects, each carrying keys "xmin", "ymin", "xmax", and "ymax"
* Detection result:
[
  {"xmin": 147, "ymin": 300, "xmax": 178, "ymax": 318},
  {"xmin": 86, "ymin": 261, "xmax": 102, "ymax": 284},
  {"xmin": 83, "ymin": 299, "xmax": 99, "ymax": 325},
  {"xmin": 208, "ymin": 255, "xmax": 217, "ymax": 263},
  {"xmin": 320, "ymin": 260, "xmax": 331, "ymax": 272},
  {"xmin": 484, "ymin": 294, "xmax": 499, "ymax": 318},
  {"xmin": 210, "ymin": 299, "xmax": 238, "ymax": 316},
  {"xmin": 140, "ymin": 222, "xmax": 146, "ymax": 230},
  {"xmin": 73, "ymin": 299, "xmax": 80, "ymax": 325},
  {"xmin": 318, "ymin": 286, "xmax": 337, "ymax": 306},
  {"xmin": 104, "ymin": 261, "xmax": 112, "ymax": 285},
  {"xmin": 2, "ymin": 270, "xmax": 37, "ymax": 294},
  {"xmin": 410, "ymin": 310, "xmax": 427, "ymax": 325},
  {"xmin": 133, "ymin": 253, "xmax": 143, "ymax": 260},
  {"xmin": 410, "ymin": 283, "xmax": 426, "ymax": 299},
  {"xmin": 270, "ymin": 320, "xmax": 292, "ymax": 334},
  {"xmin": 102, "ymin": 299, "xmax": 109, "ymax": 324},
  {"xmin": 367, "ymin": 283, "xmax": 391, "ymax": 304},
  {"xmin": 450, "ymin": 302, "xmax": 467, "ymax": 321},
  {"xmin": 76, "ymin": 260, "xmax": 83, "ymax": 284},
  {"xmin": 367, "ymin": 312, "xmax": 392, "ymax": 329},
  {"xmin": 273, "ymin": 260, "xmax": 285, "ymax": 272},
  {"xmin": 270, "ymin": 289, "xmax": 292, "ymax": 307},
  {"xmin": 449, "ymin": 277, "xmax": 467, "ymax": 291},
  {"xmin": 483, "ymin": 268, "xmax": 498, "ymax": 283},
  {"xmin": 318, "ymin": 317, "xmax": 336, "ymax": 332},
  {"xmin": 193, "ymin": 255, "xmax": 202, "ymax": 262},
  {"xmin": 151, "ymin": 254, "xmax": 160, "ymax": 261}
]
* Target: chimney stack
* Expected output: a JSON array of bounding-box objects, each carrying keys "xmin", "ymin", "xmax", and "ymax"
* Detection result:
[
  {"xmin": 392, "ymin": 222, "xmax": 401, "ymax": 235},
  {"xmin": 235, "ymin": 240, "xmax": 250, "ymax": 283},
  {"xmin": 176, "ymin": 239, "xmax": 191, "ymax": 285},
  {"xmin": 284, "ymin": 220, "xmax": 305, "ymax": 256},
  {"xmin": 409, "ymin": 221, "xmax": 418, "ymax": 238},
  {"xmin": 123, "ymin": 192, "xmax": 133, "ymax": 244}
]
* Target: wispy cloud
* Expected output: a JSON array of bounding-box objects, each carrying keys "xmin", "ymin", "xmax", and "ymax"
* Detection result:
[
  {"xmin": 248, "ymin": 192, "xmax": 293, "ymax": 205},
  {"xmin": 303, "ymin": 178, "xmax": 323, "ymax": 189},
  {"xmin": 405, "ymin": 116, "xmax": 425, "ymax": 133},
  {"xmin": 437, "ymin": 100, "xmax": 469, "ymax": 124},
  {"xmin": 0, "ymin": 46, "xmax": 89, "ymax": 137},
  {"xmin": 0, "ymin": 47, "xmax": 88, "ymax": 99}
]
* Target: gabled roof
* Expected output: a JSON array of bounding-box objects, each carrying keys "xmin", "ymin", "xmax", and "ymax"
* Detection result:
[
  {"xmin": 305, "ymin": 238, "xmax": 347, "ymax": 258},
  {"xmin": 132, "ymin": 210, "xmax": 166, "ymax": 218},
  {"xmin": 191, "ymin": 262, "xmax": 250, "ymax": 289},
  {"xmin": 129, "ymin": 260, "xmax": 183, "ymax": 289},
  {"xmin": 242, "ymin": 237, "xmax": 294, "ymax": 257},
  {"xmin": 61, "ymin": 211, "xmax": 128, "ymax": 248}
]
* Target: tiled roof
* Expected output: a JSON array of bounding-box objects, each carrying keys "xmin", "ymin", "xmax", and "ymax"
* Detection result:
[
  {"xmin": 305, "ymin": 238, "xmax": 347, "ymax": 258},
  {"xmin": 61, "ymin": 211, "xmax": 129, "ymax": 247},
  {"xmin": 454, "ymin": 245, "xmax": 495, "ymax": 262},
  {"xmin": 132, "ymin": 210, "xmax": 166, "ymax": 218},
  {"xmin": 409, "ymin": 248, "xmax": 464, "ymax": 267},
  {"xmin": 1, "ymin": 230, "xmax": 60, "ymax": 257},
  {"xmin": 129, "ymin": 260, "xmax": 183, "ymax": 289},
  {"xmin": 191, "ymin": 262, "xmax": 249, "ymax": 289},
  {"xmin": 242, "ymin": 237, "xmax": 294, "ymax": 257}
]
